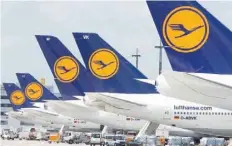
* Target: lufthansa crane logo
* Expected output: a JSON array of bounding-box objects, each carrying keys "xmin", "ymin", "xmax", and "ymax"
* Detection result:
[
  {"xmin": 89, "ymin": 49, "xmax": 119, "ymax": 79},
  {"xmin": 10, "ymin": 90, "xmax": 25, "ymax": 105},
  {"xmin": 25, "ymin": 82, "xmax": 43, "ymax": 100},
  {"xmin": 54, "ymin": 56, "xmax": 79, "ymax": 83},
  {"xmin": 163, "ymin": 6, "xmax": 209, "ymax": 53}
]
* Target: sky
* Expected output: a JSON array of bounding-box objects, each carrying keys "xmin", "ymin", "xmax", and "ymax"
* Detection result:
[{"xmin": 1, "ymin": 1, "xmax": 232, "ymax": 92}]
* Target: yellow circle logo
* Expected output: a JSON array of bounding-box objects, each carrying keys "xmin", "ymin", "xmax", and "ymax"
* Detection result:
[
  {"xmin": 89, "ymin": 49, "xmax": 119, "ymax": 79},
  {"xmin": 10, "ymin": 90, "xmax": 25, "ymax": 105},
  {"xmin": 25, "ymin": 82, "xmax": 43, "ymax": 101},
  {"xmin": 54, "ymin": 56, "xmax": 79, "ymax": 83},
  {"xmin": 163, "ymin": 6, "xmax": 209, "ymax": 53}
]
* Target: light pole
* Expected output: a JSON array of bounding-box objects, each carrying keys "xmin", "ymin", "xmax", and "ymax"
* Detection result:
[
  {"xmin": 132, "ymin": 48, "xmax": 141, "ymax": 69},
  {"xmin": 155, "ymin": 40, "xmax": 170, "ymax": 75}
]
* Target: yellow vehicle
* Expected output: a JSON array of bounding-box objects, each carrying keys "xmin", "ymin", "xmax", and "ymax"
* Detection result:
[
  {"xmin": 126, "ymin": 131, "xmax": 137, "ymax": 143},
  {"xmin": 48, "ymin": 125, "xmax": 64, "ymax": 143},
  {"xmin": 48, "ymin": 132, "xmax": 60, "ymax": 143}
]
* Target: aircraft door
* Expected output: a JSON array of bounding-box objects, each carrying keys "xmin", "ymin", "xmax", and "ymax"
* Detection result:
[{"xmin": 163, "ymin": 109, "xmax": 172, "ymax": 120}]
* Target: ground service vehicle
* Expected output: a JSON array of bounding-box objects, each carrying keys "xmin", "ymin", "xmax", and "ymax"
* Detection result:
[
  {"xmin": 1, "ymin": 129, "xmax": 16, "ymax": 140},
  {"xmin": 19, "ymin": 131, "xmax": 29, "ymax": 140},
  {"xmin": 114, "ymin": 135, "xmax": 126, "ymax": 146},
  {"xmin": 48, "ymin": 132, "xmax": 60, "ymax": 144},
  {"xmin": 63, "ymin": 131, "xmax": 81, "ymax": 144},
  {"xmin": 90, "ymin": 133, "xmax": 104, "ymax": 146},
  {"xmin": 29, "ymin": 128, "xmax": 37, "ymax": 140},
  {"xmin": 1, "ymin": 130, "xmax": 10, "ymax": 140},
  {"xmin": 104, "ymin": 135, "xmax": 116, "ymax": 146},
  {"xmin": 126, "ymin": 131, "xmax": 136, "ymax": 143},
  {"xmin": 200, "ymin": 138, "xmax": 225, "ymax": 146}
]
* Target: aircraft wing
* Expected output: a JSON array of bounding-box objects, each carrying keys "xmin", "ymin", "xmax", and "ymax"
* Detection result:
[
  {"xmin": 157, "ymin": 71, "xmax": 232, "ymax": 110},
  {"xmin": 87, "ymin": 93, "xmax": 146, "ymax": 111},
  {"xmin": 23, "ymin": 108, "xmax": 59, "ymax": 117}
]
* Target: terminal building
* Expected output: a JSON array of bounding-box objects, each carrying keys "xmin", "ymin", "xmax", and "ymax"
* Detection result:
[{"xmin": 0, "ymin": 81, "xmax": 56, "ymax": 131}]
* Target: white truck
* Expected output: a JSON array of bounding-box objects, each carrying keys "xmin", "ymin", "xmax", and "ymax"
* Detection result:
[
  {"xmin": 18, "ymin": 131, "xmax": 29, "ymax": 140},
  {"xmin": 104, "ymin": 135, "xmax": 116, "ymax": 146},
  {"xmin": 63, "ymin": 131, "xmax": 81, "ymax": 144},
  {"xmin": 90, "ymin": 133, "xmax": 104, "ymax": 146},
  {"xmin": 1, "ymin": 129, "xmax": 17, "ymax": 140},
  {"xmin": 200, "ymin": 138, "xmax": 225, "ymax": 146},
  {"xmin": 114, "ymin": 135, "xmax": 126, "ymax": 146}
]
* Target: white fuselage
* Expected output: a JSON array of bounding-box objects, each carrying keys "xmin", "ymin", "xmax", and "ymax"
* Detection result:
[
  {"xmin": 11, "ymin": 107, "xmax": 100, "ymax": 130},
  {"xmin": 45, "ymin": 100, "xmax": 145, "ymax": 130},
  {"xmin": 8, "ymin": 111, "xmax": 53, "ymax": 126},
  {"xmin": 24, "ymin": 108, "xmax": 100, "ymax": 130},
  {"xmin": 156, "ymin": 71, "xmax": 232, "ymax": 111},
  {"xmin": 46, "ymin": 99, "xmax": 207, "ymax": 138},
  {"xmin": 86, "ymin": 92, "xmax": 232, "ymax": 137},
  {"xmin": 22, "ymin": 108, "xmax": 74, "ymax": 125}
]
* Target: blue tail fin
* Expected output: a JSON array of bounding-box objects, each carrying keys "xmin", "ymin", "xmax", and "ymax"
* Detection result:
[
  {"xmin": 2, "ymin": 83, "xmax": 34, "ymax": 111},
  {"xmin": 147, "ymin": 1, "xmax": 232, "ymax": 74},
  {"xmin": 35, "ymin": 35, "xmax": 91, "ymax": 97},
  {"xmin": 53, "ymin": 79, "xmax": 81, "ymax": 100},
  {"xmin": 16, "ymin": 73, "xmax": 60, "ymax": 102},
  {"xmin": 73, "ymin": 32, "xmax": 157, "ymax": 93}
]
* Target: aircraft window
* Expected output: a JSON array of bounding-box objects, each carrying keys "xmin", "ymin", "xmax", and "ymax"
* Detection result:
[
  {"xmin": 180, "ymin": 112, "xmax": 182, "ymax": 114},
  {"xmin": 187, "ymin": 112, "xmax": 189, "ymax": 115},
  {"xmin": 190, "ymin": 112, "xmax": 192, "ymax": 115},
  {"xmin": 212, "ymin": 112, "xmax": 214, "ymax": 115},
  {"xmin": 174, "ymin": 112, "xmax": 176, "ymax": 114},
  {"xmin": 218, "ymin": 113, "xmax": 220, "ymax": 115},
  {"xmin": 177, "ymin": 112, "xmax": 179, "ymax": 114},
  {"xmin": 209, "ymin": 112, "xmax": 211, "ymax": 115},
  {"xmin": 221, "ymin": 113, "xmax": 223, "ymax": 115},
  {"xmin": 199, "ymin": 112, "xmax": 201, "ymax": 115},
  {"xmin": 202, "ymin": 112, "xmax": 204, "ymax": 115},
  {"xmin": 205, "ymin": 112, "xmax": 208, "ymax": 115},
  {"xmin": 183, "ymin": 112, "xmax": 186, "ymax": 115},
  {"xmin": 196, "ymin": 112, "xmax": 198, "ymax": 115},
  {"xmin": 215, "ymin": 113, "xmax": 217, "ymax": 115}
]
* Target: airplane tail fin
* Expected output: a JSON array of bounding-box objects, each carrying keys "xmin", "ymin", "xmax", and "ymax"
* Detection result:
[
  {"xmin": 35, "ymin": 35, "xmax": 93, "ymax": 97},
  {"xmin": 73, "ymin": 32, "xmax": 157, "ymax": 93},
  {"xmin": 2, "ymin": 83, "xmax": 34, "ymax": 111},
  {"xmin": 147, "ymin": 1, "xmax": 232, "ymax": 74},
  {"xmin": 16, "ymin": 73, "xmax": 60, "ymax": 102},
  {"xmin": 54, "ymin": 79, "xmax": 81, "ymax": 100}
]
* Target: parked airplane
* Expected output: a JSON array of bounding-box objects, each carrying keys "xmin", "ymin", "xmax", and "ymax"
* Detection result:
[
  {"xmin": 53, "ymin": 77, "xmax": 208, "ymax": 138},
  {"xmin": 16, "ymin": 73, "xmax": 155, "ymax": 131},
  {"xmin": 13, "ymin": 74, "xmax": 100, "ymax": 131},
  {"xmin": 146, "ymin": 1, "xmax": 232, "ymax": 111},
  {"xmin": 36, "ymin": 34, "xmax": 218, "ymax": 138},
  {"xmin": 3, "ymin": 83, "xmax": 55, "ymax": 126},
  {"xmin": 72, "ymin": 32, "xmax": 232, "ymax": 137},
  {"xmin": 16, "ymin": 72, "xmax": 154, "ymax": 131}
]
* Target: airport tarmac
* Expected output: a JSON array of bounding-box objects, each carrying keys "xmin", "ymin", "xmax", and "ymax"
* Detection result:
[{"xmin": 0, "ymin": 139, "xmax": 87, "ymax": 146}]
